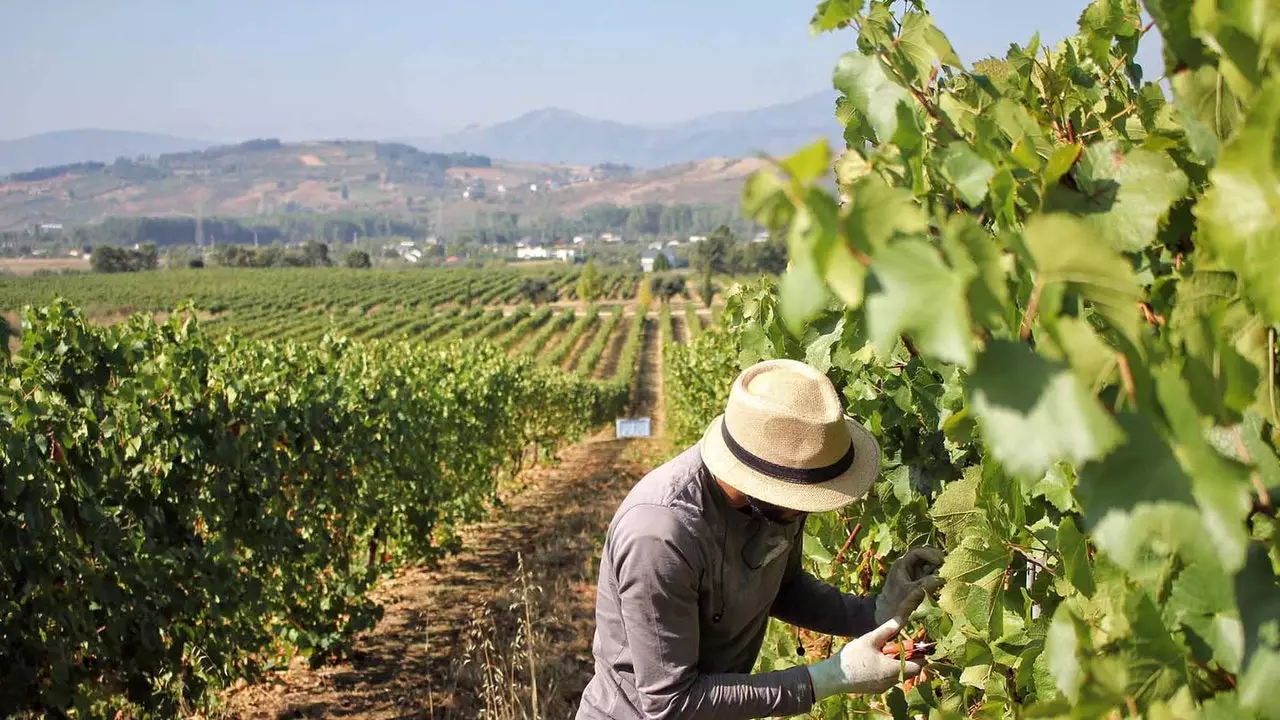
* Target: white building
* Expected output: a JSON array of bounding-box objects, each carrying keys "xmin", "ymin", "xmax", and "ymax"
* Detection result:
[
  {"xmin": 572, "ymin": 235, "xmax": 587, "ymax": 245},
  {"xmin": 600, "ymin": 232, "xmax": 620, "ymax": 243},
  {"xmin": 688, "ymin": 235, "xmax": 707, "ymax": 243},
  {"xmin": 554, "ymin": 248, "xmax": 577, "ymax": 262},
  {"xmin": 517, "ymin": 245, "xmax": 550, "ymax": 260},
  {"xmin": 753, "ymin": 231, "xmax": 771, "ymax": 244},
  {"xmin": 640, "ymin": 248, "xmax": 677, "ymax": 273}
]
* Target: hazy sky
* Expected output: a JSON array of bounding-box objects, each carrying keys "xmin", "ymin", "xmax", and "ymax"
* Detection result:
[{"xmin": 0, "ymin": 1, "xmax": 1161, "ymax": 142}]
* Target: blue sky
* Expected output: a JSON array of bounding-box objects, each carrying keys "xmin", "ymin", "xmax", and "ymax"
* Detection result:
[{"xmin": 0, "ymin": 1, "xmax": 1162, "ymax": 142}]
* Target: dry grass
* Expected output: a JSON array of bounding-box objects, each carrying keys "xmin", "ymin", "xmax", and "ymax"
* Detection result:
[{"xmin": 0, "ymin": 256, "xmax": 90, "ymax": 275}]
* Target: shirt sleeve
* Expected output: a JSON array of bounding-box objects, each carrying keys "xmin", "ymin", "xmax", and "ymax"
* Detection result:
[
  {"xmin": 611, "ymin": 504, "xmax": 815, "ymax": 720},
  {"xmin": 769, "ymin": 527, "xmax": 877, "ymax": 638}
]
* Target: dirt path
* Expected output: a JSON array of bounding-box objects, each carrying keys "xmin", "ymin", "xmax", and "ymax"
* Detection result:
[
  {"xmin": 593, "ymin": 312, "xmax": 630, "ymax": 381},
  {"xmin": 560, "ymin": 317, "xmax": 600, "ymax": 372},
  {"xmin": 671, "ymin": 314, "xmax": 689, "ymax": 346},
  {"xmin": 224, "ymin": 319, "xmax": 666, "ymax": 720}
]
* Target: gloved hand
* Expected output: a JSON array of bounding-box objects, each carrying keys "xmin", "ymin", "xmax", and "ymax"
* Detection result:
[
  {"xmin": 807, "ymin": 617, "xmax": 923, "ymax": 699},
  {"xmin": 874, "ymin": 547, "xmax": 945, "ymax": 624}
]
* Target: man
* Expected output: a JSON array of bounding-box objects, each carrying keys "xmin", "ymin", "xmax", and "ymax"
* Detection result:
[{"xmin": 578, "ymin": 359, "xmax": 944, "ymax": 719}]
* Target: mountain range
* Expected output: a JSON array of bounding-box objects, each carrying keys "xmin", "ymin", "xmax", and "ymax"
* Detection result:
[
  {"xmin": 403, "ymin": 90, "xmax": 841, "ymax": 167},
  {"xmin": 1, "ymin": 90, "xmax": 841, "ymax": 175},
  {"xmin": 0, "ymin": 130, "xmax": 212, "ymax": 176}
]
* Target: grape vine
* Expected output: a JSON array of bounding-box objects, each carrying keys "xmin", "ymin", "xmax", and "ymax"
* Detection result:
[{"xmin": 669, "ymin": 0, "xmax": 1280, "ymax": 716}]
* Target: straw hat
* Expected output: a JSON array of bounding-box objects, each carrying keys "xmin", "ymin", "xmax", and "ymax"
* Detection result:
[{"xmin": 700, "ymin": 359, "xmax": 881, "ymax": 513}]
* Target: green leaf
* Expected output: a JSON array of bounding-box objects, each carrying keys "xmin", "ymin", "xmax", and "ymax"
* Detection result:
[
  {"xmin": 968, "ymin": 340, "xmax": 1123, "ymax": 477},
  {"xmin": 940, "ymin": 143, "xmax": 996, "ymax": 206},
  {"xmin": 938, "ymin": 532, "xmax": 1013, "ymax": 638},
  {"xmin": 941, "ymin": 215, "xmax": 1008, "ymax": 329},
  {"xmin": 1045, "ymin": 142, "xmax": 1190, "ymax": 253},
  {"xmin": 1045, "ymin": 604, "xmax": 1085, "ymax": 703},
  {"xmin": 779, "ymin": 257, "xmax": 831, "ymax": 335},
  {"xmin": 1039, "ymin": 316, "xmax": 1118, "ymax": 393},
  {"xmin": 895, "ymin": 12, "xmax": 948, "ymax": 82},
  {"xmin": 1057, "ymin": 516, "xmax": 1096, "ymax": 597},
  {"xmin": 742, "ymin": 170, "xmax": 793, "ymax": 230},
  {"xmin": 1077, "ymin": 413, "xmax": 1209, "ymax": 575},
  {"xmin": 1242, "ymin": 412, "xmax": 1280, "ymax": 494},
  {"xmin": 1032, "ymin": 463, "xmax": 1078, "ymax": 513},
  {"xmin": 931, "ymin": 466, "xmax": 981, "ymax": 536},
  {"xmin": 1235, "ymin": 543, "xmax": 1280, "ymax": 677},
  {"xmin": 810, "ymin": 0, "xmax": 862, "ymax": 34},
  {"xmin": 833, "ymin": 52, "xmax": 910, "ymax": 142},
  {"xmin": 843, "ymin": 175, "xmax": 929, "ymax": 254},
  {"xmin": 866, "ymin": 239, "xmax": 973, "ymax": 367},
  {"xmin": 1024, "ymin": 214, "xmax": 1142, "ymax": 340},
  {"xmin": 1043, "ymin": 143, "xmax": 1082, "ymax": 186},
  {"xmin": 803, "ymin": 532, "xmax": 835, "ymax": 566},
  {"xmin": 779, "ymin": 139, "xmax": 832, "ymax": 185},
  {"xmin": 1170, "ymin": 560, "xmax": 1244, "ymax": 673},
  {"xmin": 1197, "ymin": 79, "xmax": 1280, "ymax": 326},
  {"xmin": 804, "ymin": 316, "xmax": 845, "ymax": 374},
  {"xmin": 1153, "ymin": 365, "xmax": 1252, "ymax": 572}
]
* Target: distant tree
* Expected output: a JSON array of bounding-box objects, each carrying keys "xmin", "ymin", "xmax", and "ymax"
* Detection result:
[
  {"xmin": 90, "ymin": 244, "xmax": 158, "ymax": 273},
  {"xmin": 625, "ymin": 207, "xmax": 646, "ymax": 238},
  {"xmin": 188, "ymin": 258, "xmax": 205, "ymax": 269},
  {"xmin": 693, "ymin": 225, "xmax": 739, "ymax": 275},
  {"xmin": 651, "ymin": 252, "xmax": 671, "ymax": 272},
  {"xmin": 650, "ymin": 274, "xmax": 686, "ymax": 302},
  {"xmin": 346, "ymin": 249, "xmax": 372, "ymax": 269},
  {"xmin": 577, "ymin": 259, "xmax": 603, "ymax": 302},
  {"xmin": 341, "ymin": 183, "xmax": 350, "ymax": 201},
  {"xmin": 739, "ymin": 235, "xmax": 787, "ymax": 275},
  {"xmin": 518, "ymin": 277, "xmax": 557, "ymax": 305},
  {"xmin": 303, "ymin": 241, "xmax": 331, "ymax": 267},
  {"xmin": 698, "ymin": 269, "xmax": 716, "ymax": 308}
]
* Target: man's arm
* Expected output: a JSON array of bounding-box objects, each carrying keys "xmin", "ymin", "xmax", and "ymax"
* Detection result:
[
  {"xmin": 769, "ymin": 529, "xmax": 877, "ymax": 637},
  {"xmin": 612, "ymin": 504, "xmax": 814, "ymax": 720}
]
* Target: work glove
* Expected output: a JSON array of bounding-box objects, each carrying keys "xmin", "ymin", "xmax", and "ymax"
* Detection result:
[
  {"xmin": 874, "ymin": 547, "xmax": 945, "ymax": 624},
  {"xmin": 807, "ymin": 616, "xmax": 922, "ymax": 699}
]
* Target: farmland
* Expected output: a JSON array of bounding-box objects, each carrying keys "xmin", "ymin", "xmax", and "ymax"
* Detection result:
[
  {"xmin": 0, "ymin": 265, "xmax": 660, "ymax": 345},
  {"xmin": 0, "ymin": 261, "xmax": 709, "ymax": 716}
]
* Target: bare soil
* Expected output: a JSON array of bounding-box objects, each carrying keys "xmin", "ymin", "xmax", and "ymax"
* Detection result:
[
  {"xmin": 559, "ymin": 317, "xmax": 599, "ymax": 373},
  {"xmin": 0, "ymin": 256, "xmax": 90, "ymax": 275},
  {"xmin": 593, "ymin": 312, "xmax": 630, "ymax": 381}
]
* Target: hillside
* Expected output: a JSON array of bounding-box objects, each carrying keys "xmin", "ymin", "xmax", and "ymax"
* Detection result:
[
  {"xmin": 408, "ymin": 91, "xmax": 842, "ymax": 167},
  {"xmin": 0, "ymin": 139, "xmax": 768, "ymax": 232},
  {"xmin": 0, "ymin": 130, "xmax": 210, "ymax": 176}
]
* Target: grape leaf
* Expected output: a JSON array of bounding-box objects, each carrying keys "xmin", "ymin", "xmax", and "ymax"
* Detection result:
[
  {"xmin": 1023, "ymin": 214, "xmax": 1142, "ymax": 340},
  {"xmin": 968, "ymin": 340, "xmax": 1123, "ymax": 477},
  {"xmin": 940, "ymin": 143, "xmax": 996, "ymax": 207},
  {"xmin": 810, "ymin": 0, "xmax": 862, "ymax": 34},
  {"xmin": 1170, "ymin": 560, "xmax": 1244, "ymax": 673},
  {"xmin": 1197, "ymin": 79, "xmax": 1280, "ymax": 326},
  {"xmin": 1153, "ymin": 365, "xmax": 1252, "ymax": 572},
  {"xmin": 1077, "ymin": 413, "xmax": 1215, "ymax": 578},
  {"xmin": 865, "ymin": 239, "xmax": 972, "ymax": 368},
  {"xmin": 1045, "ymin": 142, "xmax": 1189, "ymax": 253},
  {"xmin": 1235, "ymin": 544, "xmax": 1280, "ymax": 676},
  {"xmin": 833, "ymin": 52, "xmax": 910, "ymax": 142},
  {"xmin": 1057, "ymin": 516, "xmax": 1095, "ymax": 597},
  {"xmin": 1045, "ymin": 604, "xmax": 1085, "ymax": 703},
  {"xmin": 930, "ymin": 466, "xmax": 981, "ymax": 536},
  {"xmin": 941, "ymin": 214, "xmax": 1009, "ymax": 330}
]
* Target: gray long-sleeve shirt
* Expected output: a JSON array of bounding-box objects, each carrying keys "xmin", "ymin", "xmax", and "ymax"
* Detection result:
[{"xmin": 576, "ymin": 446, "xmax": 877, "ymax": 719}]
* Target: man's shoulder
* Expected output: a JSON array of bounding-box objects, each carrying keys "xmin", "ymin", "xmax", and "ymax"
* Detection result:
[
  {"xmin": 616, "ymin": 445, "xmax": 707, "ymax": 515},
  {"xmin": 609, "ymin": 445, "xmax": 709, "ymax": 543}
]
